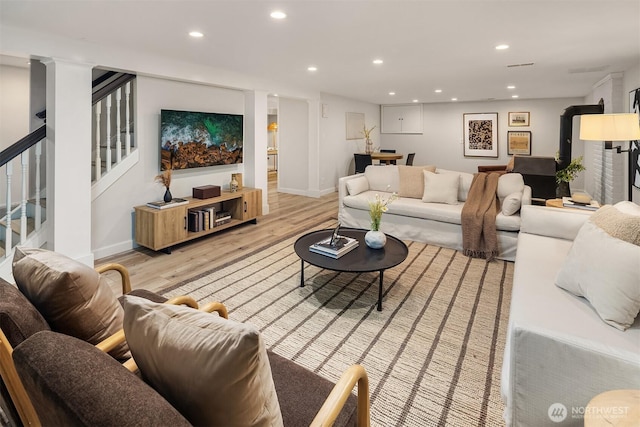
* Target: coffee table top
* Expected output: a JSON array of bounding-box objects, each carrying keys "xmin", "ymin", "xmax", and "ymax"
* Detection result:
[{"xmin": 294, "ymin": 228, "xmax": 408, "ymax": 273}]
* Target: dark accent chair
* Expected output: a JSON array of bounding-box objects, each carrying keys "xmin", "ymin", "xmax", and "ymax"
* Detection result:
[
  {"xmin": 380, "ymin": 149, "xmax": 397, "ymax": 165},
  {"xmin": 354, "ymin": 154, "xmax": 372, "ymax": 174},
  {"xmin": 405, "ymin": 153, "xmax": 416, "ymax": 166},
  {"xmin": 477, "ymin": 164, "xmax": 507, "ymax": 175}
]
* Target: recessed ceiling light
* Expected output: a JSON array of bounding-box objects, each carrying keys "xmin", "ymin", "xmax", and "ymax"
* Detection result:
[
  {"xmin": 389, "ymin": 92, "xmax": 396, "ymax": 96},
  {"xmin": 373, "ymin": 59, "xmax": 383, "ymax": 65},
  {"xmin": 512, "ymin": 95, "xmax": 519, "ymax": 98},
  {"xmin": 495, "ymin": 44, "xmax": 509, "ymax": 50},
  {"xmin": 412, "ymin": 99, "xmax": 419, "ymax": 103},
  {"xmin": 189, "ymin": 31, "xmax": 204, "ymax": 38},
  {"xmin": 451, "ymin": 98, "xmax": 458, "ymax": 101},
  {"xmin": 307, "ymin": 66, "xmax": 317, "ymax": 71},
  {"xmin": 434, "ymin": 89, "xmax": 442, "ymax": 93},
  {"xmin": 507, "ymin": 85, "xmax": 516, "ymax": 89},
  {"xmin": 270, "ymin": 11, "xmax": 287, "ymax": 19}
]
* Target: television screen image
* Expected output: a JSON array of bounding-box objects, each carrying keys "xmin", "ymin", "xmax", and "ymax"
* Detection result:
[{"xmin": 160, "ymin": 109, "xmax": 243, "ymax": 170}]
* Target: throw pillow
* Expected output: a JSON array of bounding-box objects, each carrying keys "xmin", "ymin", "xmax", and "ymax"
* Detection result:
[
  {"xmin": 12, "ymin": 247, "xmax": 129, "ymax": 359},
  {"xmin": 123, "ymin": 296, "xmax": 284, "ymax": 427},
  {"xmin": 497, "ymin": 173, "xmax": 524, "ymax": 203},
  {"xmin": 346, "ymin": 176, "xmax": 369, "ymax": 196},
  {"xmin": 555, "ymin": 203, "xmax": 640, "ymax": 330},
  {"xmin": 422, "ymin": 171, "xmax": 459, "ymax": 204},
  {"xmin": 502, "ymin": 191, "xmax": 522, "ymax": 216},
  {"xmin": 398, "ymin": 165, "xmax": 436, "ymax": 198}
]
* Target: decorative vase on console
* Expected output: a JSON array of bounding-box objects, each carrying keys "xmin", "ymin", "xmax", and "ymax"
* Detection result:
[
  {"xmin": 366, "ymin": 192, "xmax": 397, "ymax": 249},
  {"xmin": 154, "ymin": 169, "xmax": 173, "ymax": 203}
]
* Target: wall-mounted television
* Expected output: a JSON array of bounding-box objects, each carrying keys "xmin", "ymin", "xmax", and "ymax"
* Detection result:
[{"xmin": 160, "ymin": 109, "xmax": 243, "ymax": 170}]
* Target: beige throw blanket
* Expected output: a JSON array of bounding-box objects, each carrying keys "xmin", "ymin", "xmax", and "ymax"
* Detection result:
[{"xmin": 461, "ymin": 172, "xmax": 500, "ymax": 261}]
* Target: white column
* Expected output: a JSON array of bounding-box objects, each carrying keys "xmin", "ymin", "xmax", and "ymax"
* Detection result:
[
  {"xmin": 42, "ymin": 58, "xmax": 94, "ymax": 266},
  {"xmin": 307, "ymin": 99, "xmax": 321, "ymax": 197},
  {"xmin": 244, "ymin": 90, "xmax": 269, "ymax": 214}
]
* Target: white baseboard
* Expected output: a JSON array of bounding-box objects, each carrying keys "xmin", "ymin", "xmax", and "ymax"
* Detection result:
[{"xmin": 93, "ymin": 239, "xmax": 133, "ymax": 262}]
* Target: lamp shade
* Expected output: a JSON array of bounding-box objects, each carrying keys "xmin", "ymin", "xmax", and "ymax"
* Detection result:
[{"xmin": 580, "ymin": 113, "xmax": 640, "ymax": 141}]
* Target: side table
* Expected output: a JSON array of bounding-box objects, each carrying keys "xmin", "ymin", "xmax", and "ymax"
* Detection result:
[{"xmin": 584, "ymin": 389, "xmax": 640, "ymax": 426}]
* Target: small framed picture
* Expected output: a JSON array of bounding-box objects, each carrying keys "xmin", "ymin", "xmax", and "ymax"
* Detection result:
[
  {"xmin": 508, "ymin": 112, "xmax": 530, "ymax": 127},
  {"xmin": 507, "ymin": 131, "xmax": 532, "ymax": 155},
  {"xmin": 463, "ymin": 113, "xmax": 498, "ymax": 157}
]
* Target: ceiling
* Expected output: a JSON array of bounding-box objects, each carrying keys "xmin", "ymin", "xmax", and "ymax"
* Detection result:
[{"xmin": 1, "ymin": 0, "xmax": 639, "ymax": 105}]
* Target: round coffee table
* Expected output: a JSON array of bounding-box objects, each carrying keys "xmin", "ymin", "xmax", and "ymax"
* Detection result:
[{"xmin": 294, "ymin": 228, "xmax": 408, "ymax": 311}]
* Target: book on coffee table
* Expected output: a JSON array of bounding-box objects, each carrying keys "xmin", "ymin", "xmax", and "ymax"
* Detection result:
[{"xmin": 309, "ymin": 235, "xmax": 358, "ymax": 259}]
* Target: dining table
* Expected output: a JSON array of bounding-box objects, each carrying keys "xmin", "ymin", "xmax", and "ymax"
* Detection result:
[{"xmin": 365, "ymin": 152, "xmax": 404, "ymax": 165}]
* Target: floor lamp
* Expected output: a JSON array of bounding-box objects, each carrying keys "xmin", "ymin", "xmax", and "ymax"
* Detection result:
[{"xmin": 579, "ymin": 113, "xmax": 640, "ymax": 201}]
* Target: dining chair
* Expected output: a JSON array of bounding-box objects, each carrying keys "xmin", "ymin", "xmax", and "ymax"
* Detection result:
[
  {"xmin": 405, "ymin": 153, "xmax": 416, "ymax": 166},
  {"xmin": 354, "ymin": 154, "xmax": 372, "ymax": 174}
]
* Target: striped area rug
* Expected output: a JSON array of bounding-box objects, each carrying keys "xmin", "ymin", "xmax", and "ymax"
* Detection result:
[{"xmin": 162, "ymin": 220, "xmax": 513, "ymax": 426}]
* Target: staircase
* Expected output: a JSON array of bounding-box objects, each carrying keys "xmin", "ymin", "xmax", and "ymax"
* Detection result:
[{"xmin": 0, "ymin": 71, "xmax": 137, "ymax": 272}]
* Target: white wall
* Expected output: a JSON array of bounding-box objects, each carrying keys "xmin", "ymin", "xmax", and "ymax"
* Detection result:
[
  {"xmin": 0, "ymin": 64, "xmax": 29, "ymax": 149},
  {"xmin": 278, "ymin": 97, "xmax": 309, "ymax": 195},
  {"xmin": 379, "ymin": 97, "xmax": 583, "ymax": 182},
  {"xmin": 91, "ymin": 76, "xmax": 247, "ymax": 257},
  {"xmin": 319, "ymin": 93, "xmax": 380, "ymax": 188}
]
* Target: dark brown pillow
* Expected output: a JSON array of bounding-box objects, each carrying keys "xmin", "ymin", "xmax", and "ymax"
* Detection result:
[{"xmin": 12, "ymin": 247, "xmax": 129, "ymax": 360}]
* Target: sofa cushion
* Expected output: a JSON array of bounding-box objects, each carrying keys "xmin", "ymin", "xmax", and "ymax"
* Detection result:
[
  {"xmin": 343, "ymin": 191, "xmax": 521, "ymax": 231},
  {"xmin": 346, "ymin": 175, "xmax": 369, "ymax": 196},
  {"xmin": 436, "ymin": 169, "xmax": 474, "ymax": 201},
  {"xmin": 555, "ymin": 202, "xmax": 640, "ymax": 330},
  {"xmin": 501, "ymin": 191, "xmax": 522, "ymax": 216},
  {"xmin": 123, "ymin": 295, "xmax": 284, "ymax": 427},
  {"xmin": 12, "ymin": 331, "xmax": 190, "ymax": 426},
  {"xmin": 0, "ymin": 278, "xmax": 50, "ymax": 348},
  {"xmin": 497, "ymin": 173, "xmax": 525, "ymax": 203},
  {"xmin": 422, "ymin": 171, "xmax": 459, "ymax": 205},
  {"xmin": 12, "ymin": 247, "xmax": 129, "ymax": 360},
  {"xmin": 398, "ymin": 165, "xmax": 436, "ymax": 199},
  {"xmin": 364, "ymin": 164, "xmax": 399, "ymax": 193}
]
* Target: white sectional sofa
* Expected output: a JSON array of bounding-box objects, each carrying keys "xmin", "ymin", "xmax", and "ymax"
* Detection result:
[
  {"xmin": 502, "ymin": 204, "xmax": 640, "ymax": 426},
  {"xmin": 338, "ymin": 165, "xmax": 532, "ymax": 261}
]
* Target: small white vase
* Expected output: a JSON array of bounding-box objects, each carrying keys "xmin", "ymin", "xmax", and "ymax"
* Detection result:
[{"xmin": 365, "ymin": 230, "xmax": 386, "ymax": 249}]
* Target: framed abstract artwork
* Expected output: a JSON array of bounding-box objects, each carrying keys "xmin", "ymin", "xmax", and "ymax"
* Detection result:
[
  {"xmin": 507, "ymin": 131, "xmax": 532, "ymax": 155},
  {"xmin": 463, "ymin": 113, "xmax": 498, "ymax": 157}
]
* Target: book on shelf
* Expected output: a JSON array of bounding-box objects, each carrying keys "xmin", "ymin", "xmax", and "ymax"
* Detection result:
[
  {"xmin": 146, "ymin": 198, "xmax": 188, "ymax": 210},
  {"xmin": 561, "ymin": 197, "xmax": 600, "ymax": 211},
  {"xmin": 309, "ymin": 235, "xmax": 358, "ymax": 259}
]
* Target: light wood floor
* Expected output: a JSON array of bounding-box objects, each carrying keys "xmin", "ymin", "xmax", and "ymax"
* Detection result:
[{"xmin": 96, "ymin": 174, "xmax": 339, "ymax": 294}]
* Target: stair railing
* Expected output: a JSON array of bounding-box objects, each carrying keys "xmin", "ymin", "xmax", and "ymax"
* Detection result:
[
  {"xmin": 0, "ymin": 126, "xmax": 46, "ymax": 257},
  {"xmin": 92, "ymin": 75, "xmax": 135, "ymax": 182}
]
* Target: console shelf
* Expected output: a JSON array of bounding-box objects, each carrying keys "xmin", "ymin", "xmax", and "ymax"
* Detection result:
[{"xmin": 134, "ymin": 187, "xmax": 262, "ymax": 252}]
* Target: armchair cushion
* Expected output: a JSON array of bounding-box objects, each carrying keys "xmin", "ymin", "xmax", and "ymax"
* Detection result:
[
  {"xmin": 123, "ymin": 296, "xmax": 283, "ymax": 427},
  {"xmin": 0, "ymin": 278, "xmax": 50, "ymax": 348},
  {"xmin": 268, "ymin": 350, "xmax": 357, "ymax": 427},
  {"xmin": 12, "ymin": 331, "xmax": 190, "ymax": 426},
  {"xmin": 12, "ymin": 247, "xmax": 129, "ymax": 360}
]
